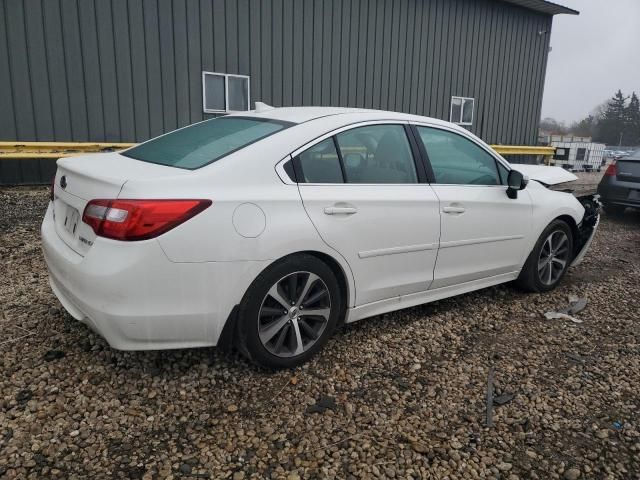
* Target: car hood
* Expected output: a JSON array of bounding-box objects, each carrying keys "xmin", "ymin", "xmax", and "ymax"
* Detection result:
[{"xmin": 510, "ymin": 164, "xmax": 578, "ymax": 186}]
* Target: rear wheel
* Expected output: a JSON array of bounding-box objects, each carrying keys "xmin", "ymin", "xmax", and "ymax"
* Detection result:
[
  {"xmin": 517, "ymin": 220, "xmax": 573, "ymax": 292},
  {"xmin": 237, "ymin": 254, "xmax": 342, "ymax": 368}
]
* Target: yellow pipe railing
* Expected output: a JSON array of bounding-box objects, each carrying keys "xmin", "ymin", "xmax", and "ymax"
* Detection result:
[
  {"xmin": 490, "ymin": 145, "xmax": 555, "ymax": 156},
  {"xmin": 0, "ymin": 141, "xmax": 135, "ymax": 159},
  {"xmin": 0, "ymin": 141, "xmax": 555, "ymax": 159}
]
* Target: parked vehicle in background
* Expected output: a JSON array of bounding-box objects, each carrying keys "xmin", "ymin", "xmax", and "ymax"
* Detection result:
[
  {"xmin": 42, "ymin": 106, "xmax": 600, "ymax": 368},
  {"xmin": 598, "ymin": 148, "xmax": 640, "ymax": 214},
  {"xmin": 605, "ymin": 150, "xmax": 630, "ymax": 160}
]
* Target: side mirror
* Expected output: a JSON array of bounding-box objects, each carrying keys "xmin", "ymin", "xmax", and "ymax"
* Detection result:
[{"xmin": 506, "ymin": 170, "xmax": 528, "ymax": 199}]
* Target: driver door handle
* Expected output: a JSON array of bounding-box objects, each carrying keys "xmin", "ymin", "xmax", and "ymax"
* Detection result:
[
  {"xmin": 442, "ymin": 206, "xmax": 466, "ymax": 214},
  {"xmin": 324, "ymin": 206, "xmax": 358, "ymax": 215}
]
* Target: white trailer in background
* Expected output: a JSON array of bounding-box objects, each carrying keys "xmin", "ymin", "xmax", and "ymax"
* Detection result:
[{"xmin": 548, "ymin": 135, "xmax": 606, "ymax": 172}]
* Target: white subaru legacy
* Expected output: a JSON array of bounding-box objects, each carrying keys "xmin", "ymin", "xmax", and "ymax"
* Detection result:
[{"xmin": 42, "ymin": 106, "xmax": 599, "ymax": 368}]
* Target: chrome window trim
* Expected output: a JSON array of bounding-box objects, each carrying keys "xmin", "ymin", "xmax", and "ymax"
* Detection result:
[{"xmin": 275, "ymin": 119, "xmax": 513, "ymax": 188}]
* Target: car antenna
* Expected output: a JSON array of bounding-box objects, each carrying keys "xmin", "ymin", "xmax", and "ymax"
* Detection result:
[{"xmin": 254, "ymin": 102, "xmax": 275, "ymax": 113}]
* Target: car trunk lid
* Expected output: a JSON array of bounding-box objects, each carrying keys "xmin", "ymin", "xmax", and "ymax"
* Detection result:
[{"xmin": 52, "ymin": 152, "xmax": 191, "ymax": 256}]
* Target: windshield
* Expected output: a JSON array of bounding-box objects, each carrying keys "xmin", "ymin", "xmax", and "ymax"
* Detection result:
[{"xmin": 122, "ymin": 117, "xmax": 292, "ymax": 169}]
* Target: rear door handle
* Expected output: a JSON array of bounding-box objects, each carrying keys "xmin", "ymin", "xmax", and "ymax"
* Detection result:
[
  {"xmin": 324, "ymin": 206, "xmax": 358, "ymax": 215},
  {"xmin": 442, "ymin": 206, "xmax": 466, "ymax": 214}
]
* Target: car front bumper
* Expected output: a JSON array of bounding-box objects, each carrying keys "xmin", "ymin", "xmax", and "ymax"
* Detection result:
[
  {"xmin": 571, "ymin": 195, "xmax": 600, "ymax": 267},
  {"xmin": 571, "ymin": 215, "xmax": 599, "ymax": 267},
  {"xmin": 41, "ymin": 203, "xmax": 267, "ymax": 350}
]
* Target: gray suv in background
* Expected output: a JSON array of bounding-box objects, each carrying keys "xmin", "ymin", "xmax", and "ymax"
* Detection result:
[{"xmin": 598, "ymin": 149, "xmax": 640, "ymax": 214}]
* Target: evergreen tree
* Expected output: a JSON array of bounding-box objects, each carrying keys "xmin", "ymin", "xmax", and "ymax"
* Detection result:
[
  {"xmin": 570, "ymin": 115, "xmax": 596, "ymax": 138},
  {"xmin": 623, "ymin": 92, "xmax": 640, "ymax": 145},
  {"xmin": 595, "ymin": 90, "xmax": 628, "ymax": 145}
]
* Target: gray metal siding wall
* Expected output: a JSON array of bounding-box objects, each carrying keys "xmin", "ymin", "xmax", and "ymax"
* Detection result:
[{"xmin": 0, "ymin": 0, "xmax": 552, "ymax": 184}]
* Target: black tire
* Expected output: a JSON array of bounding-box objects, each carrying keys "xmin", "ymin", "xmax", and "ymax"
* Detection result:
[
  {"xmin": 603, "ymin": 203, "xmax": 626, "ymax": 216},
  {"xmin": 237, "ymin": 254, "xmax": 342, "ymax": 369},
  {"xmin": 516, "ymin": 219, "xmax": 574, "ymax": 293}
]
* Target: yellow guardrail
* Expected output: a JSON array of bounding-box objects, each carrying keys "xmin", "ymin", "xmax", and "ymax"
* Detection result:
[
  {"xmin": 0, "ymin": 141, "xmax": 555, "ymax": 159},
  {"xmin": 0, "ymin": 141, "xmax": 135, "ymax": 159},
  {"xmin": 490, "ymin": 145, "xmax": 555, "ymax": 156}
]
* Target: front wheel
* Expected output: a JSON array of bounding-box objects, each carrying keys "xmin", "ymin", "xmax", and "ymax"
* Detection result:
[
  {"xmin": 517, "ymin": 220, "xmax": 573, "ymax": 292},
  {"xmin": 237, "ymin": 254, "xmax": 342, "ymax": 368}
]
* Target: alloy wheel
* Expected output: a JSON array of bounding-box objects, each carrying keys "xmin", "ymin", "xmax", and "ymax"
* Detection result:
[
  {"xmin": 258, "ymin": 271, "xmax": 332, "ymax": 358},
  {"xmin": 537, "ymin": 230, "xmax": 570, "ymax": 286}
]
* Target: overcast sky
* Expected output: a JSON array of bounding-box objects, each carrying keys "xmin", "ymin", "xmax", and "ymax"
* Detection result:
[{"xmin": 541, "ymin": 0, "xmax": 640, "ymax": 124}]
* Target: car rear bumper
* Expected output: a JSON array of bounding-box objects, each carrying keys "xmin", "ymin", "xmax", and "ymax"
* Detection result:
[
  {"xmin": 600, "ymin": 198, "xmax": 640, "ymax": 208},
  {"xmin": 41, "ymin": 203, "xmax": 267, "ymax": 350},
  {"xmin": 597, "ymin": 178, "xmax": 640, "ymax": 207}
]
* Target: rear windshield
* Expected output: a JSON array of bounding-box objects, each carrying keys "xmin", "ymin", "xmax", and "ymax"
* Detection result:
[{"xmin": 122, "ymin": 116, "xmax": 292, "ymax": 169}]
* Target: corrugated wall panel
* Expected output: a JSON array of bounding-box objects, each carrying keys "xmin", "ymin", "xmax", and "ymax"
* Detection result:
[
  {"xmin": 329, "ymin": 0, "xmax": 341, "ymax": 107},
  {"xmin": 0, "ymin": 0, "xmax": 554, "ymax": 184},
  {"xmin": 78, "ymin": 0, "xmax": 105, "ymax": 140},
  {"xmin": 95, "ymin": 0, "xmax": 119, "ymax": 141},
  {"xmin": 186, "ymin": 0, "xmax": 202, "ymax": 125},
  {"xmin": 5, "ymin": 0, "xmax": 36, "ymax": 140},
  {"xmin": 112, "ymin": 0, "xmax": 135, "ymax": 142},
  {"xmin": 271, "ymin": 0, "xmax": 283, "ymax": 106},
  {"xmin": 281, "ymin": 0, "xmax": 293, "ymax": 106},
  {"xmin": 0, "ymin": 0, "xmax": 17, "ymax": 141},
  {"xmin": 24, "ymin": 0, "xmax": 54, "ymax": 141},
  {"xmin": 364, "ymin": 0, "xmax": 378, "ymax": 109}
]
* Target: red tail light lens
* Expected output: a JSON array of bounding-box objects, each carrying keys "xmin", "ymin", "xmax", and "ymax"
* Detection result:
[
  {"xmin": 82, "ymin": 199, "xmax": 212, "ymax": 241},
  {"xmin": 604, "ymin": 161, "xmax": 617, "ymax": 176}
]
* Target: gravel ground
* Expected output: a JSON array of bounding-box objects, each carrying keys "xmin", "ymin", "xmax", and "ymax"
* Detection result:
[{"xmin": 1, "ymin": 187, "xmax": 639, "ymax": 480}]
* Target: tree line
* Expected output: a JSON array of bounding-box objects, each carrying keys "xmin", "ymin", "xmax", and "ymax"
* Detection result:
[{"xmin": 540, "ymin": 90, "xmax": 640, "ymax": 146}]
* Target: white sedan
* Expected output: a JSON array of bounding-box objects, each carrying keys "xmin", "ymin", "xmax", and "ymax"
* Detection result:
[{"xmin": 42, "ymin": 106, "xmax": 599, "ymax": 368}]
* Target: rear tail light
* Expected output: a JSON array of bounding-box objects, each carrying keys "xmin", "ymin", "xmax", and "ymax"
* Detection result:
[
  {"xmin": 82, "ymin": 199, "xmax": 212, "ymax": 241},
  {"xmin": 604, "ymin": 161, "xmax": 617, "ymax": 176}
]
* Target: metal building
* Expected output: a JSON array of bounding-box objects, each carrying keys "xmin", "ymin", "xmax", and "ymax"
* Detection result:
[{"xmin": 0, "ymin": 0, "xmax": 576, "ymax": 184}]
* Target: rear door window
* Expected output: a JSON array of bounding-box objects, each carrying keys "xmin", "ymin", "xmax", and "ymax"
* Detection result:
[
  {"xmin": 335, "ymin": 125, "xmax": 418, "ymax": 184},
  {"xmin": 297, "ymin": 138, "xmax": 344, "ymax": 183},
  {"xmin": 295, "ymin": 124, "xmax": 421, "ymax": 184},
  {"xmin": 123, "ymin": 117, "xmax": 291, "ymax": 169}
]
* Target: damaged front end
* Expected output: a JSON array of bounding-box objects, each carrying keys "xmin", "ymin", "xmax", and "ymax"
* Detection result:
[
  {"xmin": 571, "ymin": 194, "xmax": 601, "ymax": 266},
  {"xmin": 510, "ymin": 164, "xmax": 601, "ymax": 267}
]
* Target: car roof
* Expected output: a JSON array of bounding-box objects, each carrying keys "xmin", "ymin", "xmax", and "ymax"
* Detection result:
[{"xmin": 228, "ymin": 106, "xmax": 454, "ymax": 128}]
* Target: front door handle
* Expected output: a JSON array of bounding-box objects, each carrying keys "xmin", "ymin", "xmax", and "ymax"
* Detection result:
[
  {"xmin": 324, "ymin": 206, "xmax": 358, "ymax": 215},
  {"xmin": 442, "ymin": 206, "xmax": 466, "ymax": 214}
]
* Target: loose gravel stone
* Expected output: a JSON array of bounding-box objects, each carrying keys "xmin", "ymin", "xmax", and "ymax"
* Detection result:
[
  {"xmin": 1, "ymin": 186, "xmax": 639, "ymax": 479},
  {"xmin": 564, "ymin": 467, "xmax": 581, "ymax": 480}
]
